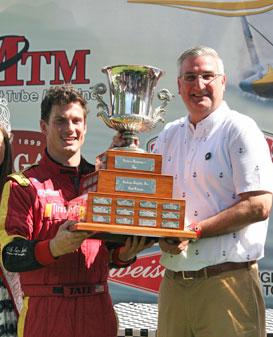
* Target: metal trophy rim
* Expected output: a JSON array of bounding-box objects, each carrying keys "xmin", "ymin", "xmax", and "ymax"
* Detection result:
[
  {"xmin": 101, "ymin": 64, "xmax": 164, "ymax": 74},
  {"xmin": 90, "ymin": 64, "xmax": 173, "ymax": 152}
]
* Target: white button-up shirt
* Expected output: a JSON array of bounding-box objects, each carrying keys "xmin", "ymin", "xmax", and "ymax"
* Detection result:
[{"xmin": 153, "ymin": 101, "xmax": 273, "ymax": 271}]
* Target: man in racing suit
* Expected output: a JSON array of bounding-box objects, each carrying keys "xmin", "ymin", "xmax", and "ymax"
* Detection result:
[{"xmin": 0, "ymin": 84, "xmax": 154, "ymax": 337}]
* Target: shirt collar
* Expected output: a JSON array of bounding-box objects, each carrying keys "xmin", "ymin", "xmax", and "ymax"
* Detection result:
[
  {"xmin": 186, "ymin": 101, "xmax": 229, "ymax": 134},
  {"xmin": 42, "ymin": 149, "xmax": 79, "ymax": 176}
]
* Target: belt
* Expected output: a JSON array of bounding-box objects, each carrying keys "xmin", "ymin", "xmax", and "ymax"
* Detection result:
[
  {"xmin": 22, "ymin": 282, "xmax": 108, "ymax": 297},
  {"xmin": 169, "ymin": 261, "xmax": 256, "ymax": 280}
]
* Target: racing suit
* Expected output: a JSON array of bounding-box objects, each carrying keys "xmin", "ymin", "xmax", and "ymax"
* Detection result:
[{"xmin": 0, "ymin": 150, "xmax": 132, "ymax": 337}]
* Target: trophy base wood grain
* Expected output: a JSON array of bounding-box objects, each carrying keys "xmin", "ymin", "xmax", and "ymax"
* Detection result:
[{"xmin": 72, "ymin": 222, "xmax": 197, "ymax": 242}]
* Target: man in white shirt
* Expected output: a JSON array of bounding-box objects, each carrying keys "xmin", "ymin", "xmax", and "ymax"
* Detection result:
[{"xmin": 153, "ymin": 46, "xmax": 273, "ymax": 337}]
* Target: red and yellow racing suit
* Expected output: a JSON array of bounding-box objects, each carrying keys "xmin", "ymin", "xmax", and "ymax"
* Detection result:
[{"xmin": 0, "ymin": 150, "xmax": 132, "ymax": 337}]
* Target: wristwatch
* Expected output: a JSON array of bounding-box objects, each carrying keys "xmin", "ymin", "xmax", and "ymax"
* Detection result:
[{"xmin": 187, "ymin": 222, "xmax": 202, "ymax": 239}]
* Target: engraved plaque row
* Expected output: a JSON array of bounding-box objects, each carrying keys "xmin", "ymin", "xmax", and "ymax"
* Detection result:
[{"xmin": 90, "ymin": 196, "xmax": 182, "ymax": 229}]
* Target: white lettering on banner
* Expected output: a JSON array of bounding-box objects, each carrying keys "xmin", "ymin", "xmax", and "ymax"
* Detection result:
[
  {"xmin": 11, "ymin": 130, "xmax": 46, "ymax": 172},
  {"xmin": 18, "ymin": 138, "xmax": 42, "ymax": 146},
  {"xmin": 109, "ymin": 260, "xmax": 165, "ymax": 279},
  {"xmin": 13, "ymin": 153, "xmax": 42, "ymax": 171},
  {"xmin": 109, "ymin": 253, "xmax": 165, "ymax": 293},
  {"xmin": 51, "ymin": 203, "xmax": 67, "ymax": 215}
]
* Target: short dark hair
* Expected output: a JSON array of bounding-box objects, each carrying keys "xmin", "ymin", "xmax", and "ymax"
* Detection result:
[
  {"xmin": 0, "ymin": 124, "xmax": 12, "ymax": 195},
  {"xmin": 41, "ymin": 84, "xmax": 88, "ymax": 123}
]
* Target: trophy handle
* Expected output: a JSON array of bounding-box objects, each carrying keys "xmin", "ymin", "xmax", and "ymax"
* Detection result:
[
  {"xmin": 90, "ymin": 84, "xmax": 111, "ymax": 125},
  {"xmin": 152, "ymin": 89, "xmax": 174, "ymax": 121}
]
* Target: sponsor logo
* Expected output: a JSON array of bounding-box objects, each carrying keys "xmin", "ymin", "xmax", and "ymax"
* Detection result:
[
  {"xmin": 0, "ymin": 35, "xmax": 92, "ymax": 103},
  {"xmin": 0, "ymin": 35, "xmax": 90, "ymax": 87},
  {"xmin": 38, "ymin": 189, "xmax": 60, "ymax": 197},
  {"xmin": 44, "ymin": 202, "xmax": 68, "ymax": 219},
  {"xmin": 108, "ymin": 252, "xmax": 165, "ymax": 293},
  {"xmin": 146, "ymin": 136, "xmax": 157, "ymax": 153}
]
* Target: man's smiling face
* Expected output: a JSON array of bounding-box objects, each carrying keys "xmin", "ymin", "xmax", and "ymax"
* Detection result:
[
  {"xmin": 40, "ymin": 102, "xmax": 86, "ymax": 166},
  {"xmin": 177, "ymin": 55, "xmax": 226, "ymax": 125}
]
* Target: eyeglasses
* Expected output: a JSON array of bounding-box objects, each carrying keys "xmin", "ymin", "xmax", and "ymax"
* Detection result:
[{"xmin": 179, "ymin": 72, "xmax": 222, "ymax": 83}]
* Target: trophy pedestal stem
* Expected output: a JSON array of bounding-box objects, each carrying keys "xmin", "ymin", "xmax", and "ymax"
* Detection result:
[{"xmin": 120, "ymin": 131, "xmax": 144, "ymax": 152}]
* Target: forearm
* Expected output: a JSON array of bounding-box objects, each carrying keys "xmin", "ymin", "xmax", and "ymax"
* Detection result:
[
  {"xmin": 198, "ymin": 192, "xmax": 272, "ymax": 238},
  {"xmin": 2, "ymin": 238, "xmax": 44, "ymax": 272}
]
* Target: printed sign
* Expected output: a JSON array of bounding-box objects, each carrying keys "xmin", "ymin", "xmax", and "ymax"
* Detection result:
[
  {"xmin": 109, "ymin": 252, "xmax": 165, "ymax": 294},
  {"xmin": 11, "ymin": 130, "xmax": 46, "ymax": 172}
]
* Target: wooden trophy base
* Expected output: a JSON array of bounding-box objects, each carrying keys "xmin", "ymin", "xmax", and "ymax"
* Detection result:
[
  {"xmin": 68, "ymin": 150, "xmax": 196, "ymax": 242},
  {"xmin": 73, "ymin": 222, "xmax": 197, "ymax": 243}
]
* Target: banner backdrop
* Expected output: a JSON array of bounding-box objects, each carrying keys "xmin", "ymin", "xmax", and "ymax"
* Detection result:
[{"xmin": 0, "ymin": 0, "xmax": 272, "ymax": 307}]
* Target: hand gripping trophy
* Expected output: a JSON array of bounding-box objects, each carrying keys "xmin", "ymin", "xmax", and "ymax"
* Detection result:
[{"xmin": 69, "ymin": 65, "xmax": 196, "ymax": 242}]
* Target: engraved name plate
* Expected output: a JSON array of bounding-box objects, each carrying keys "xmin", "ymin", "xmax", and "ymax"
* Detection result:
[
  {"xmin": 116, "ymin": 199, "xmax": 135, "ymax": 207},
  {"xmin": 115, "ymin": 155, "xmax": 155, "ymax": 172},
  {"xmin": 139, "ymin": 219, "xmax": 157, "ymax": 227},
  {"xmin": 116, "ymin": 217, "xmax": 134, "ymax": 225},
  {"xmin": 93, "ymin": 197, "xmax": 112, "ymax": 205},
  {"xmin": 93, "ymin": 206, "xmax": 111, "ymax": 214},
  {"xmin": 161, "ymin": 220, "xmax": 179, "ymax": 229},
  {"xmin": 162, "ymin": 211, "xmax": 180, "ymax": 219},
  {"xmin": 92, "ymin": 215, "xmax": 111, "ymax": 223},
  {"xmin": 115, "ymin": 177, "xmax": 156, "ymax": 194},
  {"xmin": 162, "ymin": 203, "xmax": 180, "ymax": 210},
  {"xmin": 116, "ymin": 208, "xmax": 135, "ymax": 216},
  {"xmin": 139, "ymin": 210, "xmax": 157, "ymax": 218},
  {"xmin": 139, "ymin": 201, "xmax": 158, "ymax": 209}
]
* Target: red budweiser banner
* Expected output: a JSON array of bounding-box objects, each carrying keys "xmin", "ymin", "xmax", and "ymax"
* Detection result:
[{"xmin": 108, "ymin": 252, "xmax": 165, "ymax": 294}]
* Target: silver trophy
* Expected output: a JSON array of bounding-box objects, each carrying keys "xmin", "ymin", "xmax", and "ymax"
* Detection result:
[{"xmin": 90, "ymin": 65, "xmax": 173, "ymax": 152}]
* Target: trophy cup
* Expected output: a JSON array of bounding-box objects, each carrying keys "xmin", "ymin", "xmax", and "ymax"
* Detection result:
[
  {"xmin": 90, "ymin": 65, "xmax": 172, "ymax": 152},
  {"xmin": 69, "ymin": 65, "xmax": 196, "ymax": 242}
]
